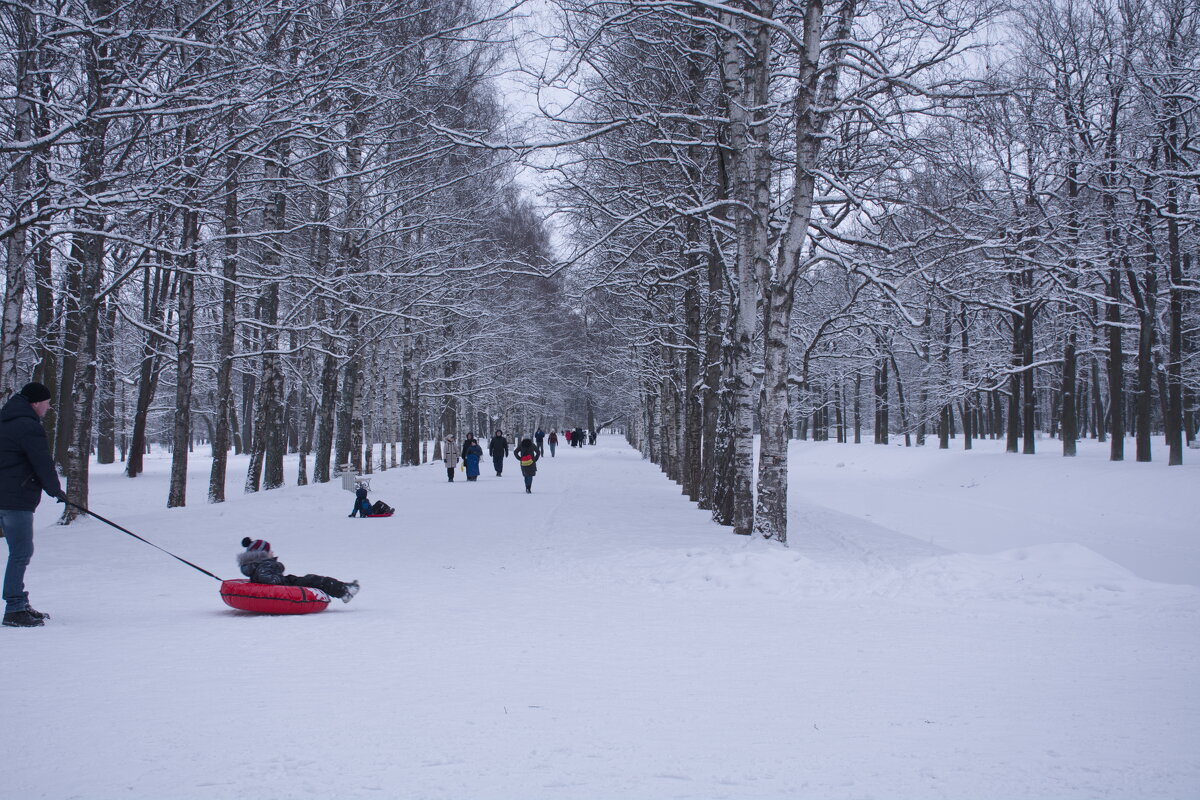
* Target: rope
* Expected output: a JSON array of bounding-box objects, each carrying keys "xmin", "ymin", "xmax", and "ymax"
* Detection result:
[{"xmin": 64, "ymin": 499, "xmax": 223, "ymax": 582}]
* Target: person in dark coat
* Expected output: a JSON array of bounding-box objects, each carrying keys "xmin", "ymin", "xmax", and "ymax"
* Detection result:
[
  {"xmin": 534, "ymin": 428, "xmax": 546, "ymax": 456},
  {"xmin": 348, "ymin": 483, "xmax": 370, "ymax": 517},
  {"xmin": 463, "ymin": 438, "xmax": 483, "ymax": 481},
  {"xmin": 547, "ymin": 429, "xmax": 558, "ymax": 457},
  {"xmin": 238, "ymin": 538, "xmax": 359, "ymax": 602},
  {"xmin": 0, "ymin": 382, "xmax": 66, "ymax": 627},
  {"xmin": 514, "ymin": 438, "xmax": 539, "ymax": 494},
  {"xmin": 488, "ymin": 431, "xmax": 509, "ymax": 476}
]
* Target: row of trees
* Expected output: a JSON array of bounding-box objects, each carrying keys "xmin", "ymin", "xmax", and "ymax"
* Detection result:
[
  {"xmin": 536, "ymin": 0, "xmax": 1199, "ymax": 542},
  {"xmin": 3, "ymin": 0, "xmax": 1196, "ymax": 545},
  {"xmin": 0, "ymin": 0, "xmax": 595, "ymax": 523}
]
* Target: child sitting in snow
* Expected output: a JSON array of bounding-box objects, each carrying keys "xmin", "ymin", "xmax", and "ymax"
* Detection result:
[
  {"xmin": 348, "ymin": 484, "xmax": 371, "ymax": 517},
  {"xmin": 237, "ymin": 538, "xmax": 359, "ymax": 603}
]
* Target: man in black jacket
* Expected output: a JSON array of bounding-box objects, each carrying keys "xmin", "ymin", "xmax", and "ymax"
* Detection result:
[
  {"xmin": 488, "ymin": 431, "xmax": 509, "ymax": 477},
  {"xmin": 0, "ymin": 382, "xmax": 65, "ymax": 627}
]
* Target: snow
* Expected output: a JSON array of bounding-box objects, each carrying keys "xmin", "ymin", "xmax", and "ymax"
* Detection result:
[{"xmin": 4, "ymin": 435, "xmax": 1198, "ymax": 800}]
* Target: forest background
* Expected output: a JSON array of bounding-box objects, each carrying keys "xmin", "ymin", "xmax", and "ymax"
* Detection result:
[{"xmin": 0, "ymin": 0, "xmax": 1196, "ymax": 544}]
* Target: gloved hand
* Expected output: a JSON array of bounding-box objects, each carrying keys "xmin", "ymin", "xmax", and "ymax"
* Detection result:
[{"xmin": 54, "ymin": 490, "xmax": 68, "ymax": 503}]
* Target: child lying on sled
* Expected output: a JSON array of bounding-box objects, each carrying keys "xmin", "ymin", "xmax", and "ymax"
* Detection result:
[{"xmin": 237, "ymin": 538, "xmax": 359, "ymax": 602}]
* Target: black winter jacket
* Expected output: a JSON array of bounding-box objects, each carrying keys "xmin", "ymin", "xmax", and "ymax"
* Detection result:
[
  {"xmin": 238, "ymin": 553, "xmax": 287, "ymax": 584},
  {"xmin": 514, "ymin": 443, "xmax": 539, "ymax": 476},
  {"xmin": 488, "ymin": 435, "xmax": 509, "ymax": 458},
  {"xmin": 0, "ymin": 394, "xmax": 63, "ymax": 511}
]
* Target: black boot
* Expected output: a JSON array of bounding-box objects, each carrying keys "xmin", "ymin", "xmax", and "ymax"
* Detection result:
[{"xmin": 3, "ymin": 609, "xmax": 45, "ymax": 627}]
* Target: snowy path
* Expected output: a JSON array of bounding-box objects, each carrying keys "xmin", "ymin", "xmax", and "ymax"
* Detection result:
[{"xmin": 5, "ymin": 435, "xmax": 1199, "ymax": 799}]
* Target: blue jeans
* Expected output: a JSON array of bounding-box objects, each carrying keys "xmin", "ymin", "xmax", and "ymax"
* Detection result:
[{"xmin": 1, "ymin": 509, "xmax": 35, "ymax": 613}]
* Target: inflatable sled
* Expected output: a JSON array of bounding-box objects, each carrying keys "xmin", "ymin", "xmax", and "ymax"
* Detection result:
[{"xmin": 219, "ymin": 579, "xmax": 330, "ymax": 615}]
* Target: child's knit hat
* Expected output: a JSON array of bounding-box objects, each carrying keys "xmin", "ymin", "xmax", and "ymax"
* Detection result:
[{"xmin": 241, "ymin": 537, "xmax": 270, "ymax": 554}]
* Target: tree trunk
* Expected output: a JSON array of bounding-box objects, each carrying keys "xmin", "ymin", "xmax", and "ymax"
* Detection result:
[
  {"xmin": 1021, "ymin": 295, "xmax": 1036, "ymax": 454},
  {"xmin": 59, "ymin": 0, "xmax": 115, "ymax": 523},
  {"xmin": 208, "ymin": 145, "xmax": 240, "ymax": 502},
  {"xmin": 245, "ymin": 126, "xmax": 290, "ymax": 493},
  {"xmin": 1163, "ymin": 112, "xmax": 1184, "ymax": 465},
  {"xmin": 0, "ymin": 5, "xmax": 35, "ymax": 390},
  {"xmin": 753, "ymin": 0, "xmax": 853, "ymax": 542},
  {"xmin": 1105, "ymin": 266, "xmax": 1125, "ymax": 461},
  {"xmin": 95, "ymin": 296, "xmax": 116, "ymax": 464},
  {"xmin": 960, "ymin": 305, "xmax": 973, "ymax": 451},
  {"xmin": 716, "ymin": 0, "xmax": 771, "ymax": 536},
  {"xmin": 168, "ymin": 120, "xmax": 201, "ymax": 508},
  {"xmin": 1007, "ymin": 311, "xmax": 1021, "ymax": 454}
]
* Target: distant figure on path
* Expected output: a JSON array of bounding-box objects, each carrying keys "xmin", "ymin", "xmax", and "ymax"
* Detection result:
[
  {"xmin": 463, "ymin": 438, "xmax": 483, "ymax": 481},
  {"xmin": 547, "ymin": 429, "xmax": 558, "ymax": 457},
  {"xmin": 488, "ymin": 430, "xmax": 509, "ymax": 477},
  {"xmin": 535, "ymin": 428, "xmax": 546, "ymax": 456},
  {"xmin": 443, "ymin": 434, "xmax": 459, "ymax": 482},
  {"xmin": 514, "ymin": 438, "xmax": 540, "ymax": 494}
]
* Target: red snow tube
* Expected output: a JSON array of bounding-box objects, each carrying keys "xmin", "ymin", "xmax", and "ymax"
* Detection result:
[
  {"xmin": 220, "ymin": 579, "xmax": 330, "ymax": 614},
  {"xmin": 365, "ymin": 512, "xmax": 393, "ymax": 518}
]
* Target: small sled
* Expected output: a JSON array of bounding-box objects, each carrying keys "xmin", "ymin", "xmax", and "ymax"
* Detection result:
[
  {"xmin": 220, "ymin": 579, "xmax": 330, "ymax": 615},
  {"xmin": 364, "ymin": 500, "xmax": 394, "ymax": 518}
]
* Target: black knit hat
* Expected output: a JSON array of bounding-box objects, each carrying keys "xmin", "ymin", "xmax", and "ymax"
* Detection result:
[{"xmin": 19, "ymin": 382, "xmax": 52, "ymax": 403}]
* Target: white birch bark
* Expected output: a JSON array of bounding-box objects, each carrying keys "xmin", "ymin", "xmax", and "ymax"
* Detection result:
[{"xmin": 754, "ymin": 0, "xmax": 855, "ymax": 543}]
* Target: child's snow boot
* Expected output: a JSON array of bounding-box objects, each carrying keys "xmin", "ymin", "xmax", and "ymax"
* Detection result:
[{"xmin": 342, "ymin": 581, "xmax": 360, "ymax": 603}]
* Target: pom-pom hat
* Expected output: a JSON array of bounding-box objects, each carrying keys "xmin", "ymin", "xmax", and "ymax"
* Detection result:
[{"xmin": 241, "ymin": 537, "xmax": 271, "ymax": 553}]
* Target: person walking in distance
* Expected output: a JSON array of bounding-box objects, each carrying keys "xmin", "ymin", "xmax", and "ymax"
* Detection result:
[
  {"xmin": 0, "ymin": 382, "xmax": 67, "ymax": 628},
  {"xmin": 488, "ymin": 430, "xmax": 509, "ymax": 477},
  {"xmin": 547, "ymin": 429, "xmax": 558, "ymax": 457},
  {"xmin": 463, "ymin": 438, "xmax": 483, "ymax": 482},
  {"xmin": 443, "ymin": 433, "xmax": 460, "ymax": 482},
  {"xmin": 514, "ymin": 438, "xmax": 540, "ymax": 494}
]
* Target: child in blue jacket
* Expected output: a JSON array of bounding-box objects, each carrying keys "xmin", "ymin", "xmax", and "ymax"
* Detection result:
[{"xmin": 348, "ymin": 484, "xmax": 370, "ymax": 517}]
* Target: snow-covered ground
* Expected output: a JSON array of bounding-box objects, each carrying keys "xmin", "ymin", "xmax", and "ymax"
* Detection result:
[{"xmin": 5, "ymin": 434, "xmax": 1198, "ymax": 799}]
